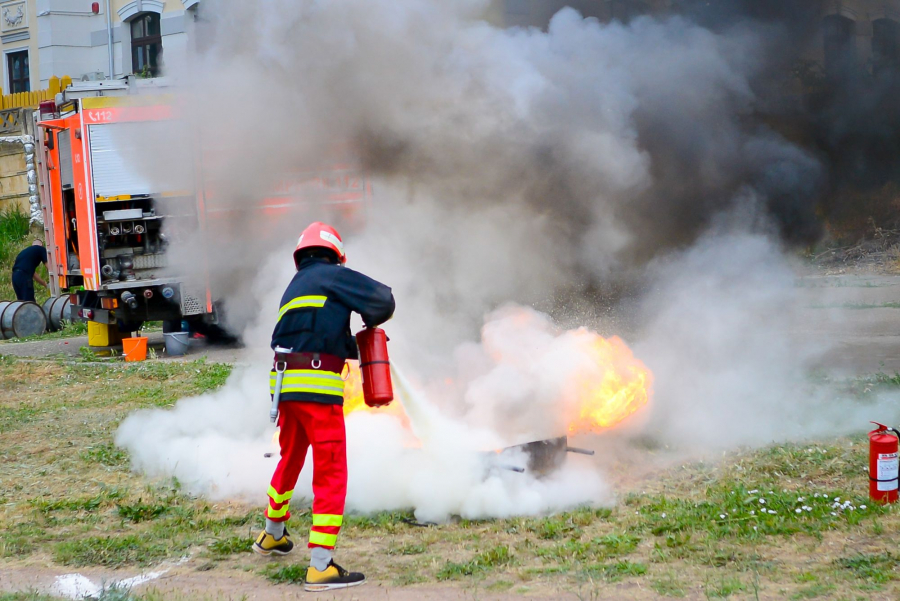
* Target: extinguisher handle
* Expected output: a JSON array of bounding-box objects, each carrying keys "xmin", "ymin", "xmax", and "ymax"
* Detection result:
[{"xmin": 890, "ymin": 428, "xmax": 900, "ymax": 440}]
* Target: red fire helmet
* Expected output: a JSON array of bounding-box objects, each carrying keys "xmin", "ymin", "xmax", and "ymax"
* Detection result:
[{"xmin": 294, "ymin": 222, "xmax": 347, "ymax": 268}]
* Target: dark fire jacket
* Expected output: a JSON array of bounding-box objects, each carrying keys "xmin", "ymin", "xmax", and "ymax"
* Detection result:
[{"xmin": 270, "ymin": 257, "xmax": 395, "ymax": 405}]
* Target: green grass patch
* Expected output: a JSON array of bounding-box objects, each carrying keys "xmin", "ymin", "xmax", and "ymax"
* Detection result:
[
  {"xmin": 652, "ymin": 572, "xmax": 688, "ymax": 597},
  {"xmin": 582, "ymin": 560, "xmax": 648, "ymax": 582},
  {"xmin": 791, "ymin": 583, "xmax": 837, "ymax": 599},
  {"xmin": 388, "ymin": 542, "xmax": 427, "ymax": 555},
  {"xmin": 704, "ymin": 576, "xmax": 745, "ymax": 598},
  {"xmin": 265, "ymin": 563, "xmax": 306, "ymax": 584},
  {"xmin": 0, "ymin": 523, "xmax": 45, "ymax": 558},
  {"xmin": 32, "ymin": 488, "xmax": 126, "ymax": 516},
  {"xmin": 117, "ymin": 499, "xmax": 170, "ymax": 522},
  {"xmin": 53, "ymin": 534, "xmax": 174, "ymax": 567},
  {"xmin": 81, "ymin": 442, "xmax": 129, "ymax": 468},
  {"xmin": 207, "ymin": 535, "xmax": 251, "ymax": 556},
  {"xmin": 436, "ymin": 545, "xmax": 513, "ymax": 580},
  {"xmin": 0, "ymin": 593, "xmax": 64, "ymax": 601},
  {"xmin": 836, "ymin": 552, "xmax": 898, "ymax": 584}
]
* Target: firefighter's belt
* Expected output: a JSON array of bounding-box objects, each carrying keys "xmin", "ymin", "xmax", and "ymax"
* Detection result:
[
  {"xmin": 272, "ymin": 352, "xmax": 345, "ymax": 373},
  {"xmin": 270, "ymin": 352, "xmax": 346, "ymax": 398}
]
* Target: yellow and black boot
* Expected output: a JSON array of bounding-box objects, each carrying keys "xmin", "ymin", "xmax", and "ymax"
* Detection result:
[
  {"xmin": 252, "ymin": 527, "xmax": 294, "ymax": 556},
  {"xmin": 305, "ymin": 560, "xmax": 366, "ymax": 592}
]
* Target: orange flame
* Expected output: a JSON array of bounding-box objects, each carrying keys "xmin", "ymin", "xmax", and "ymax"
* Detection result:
[
  {"xmin": 342, "ymin": 361, "xmax": 407, "ymax": 423},
  {"xmin": 342, "ymin": 362, "xmax": 367, "ymax": 416},
  {"xmin": 566, "ymin": 330, "xmax": 652, "ymax": 434},
  {"xmin": 338, "ymin": 328, "xmax": 652, "ymax": 437}
]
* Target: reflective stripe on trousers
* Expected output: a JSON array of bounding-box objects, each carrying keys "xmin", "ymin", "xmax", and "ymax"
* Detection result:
[{"xmin": 264, "ymin": 401, "xmax": 347, "ymax": 550}]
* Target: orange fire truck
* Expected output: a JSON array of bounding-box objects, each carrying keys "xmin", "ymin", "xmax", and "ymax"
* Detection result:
[{"xmin": 35, "ymin": 80, "xmax": 371, "ymax": 336}]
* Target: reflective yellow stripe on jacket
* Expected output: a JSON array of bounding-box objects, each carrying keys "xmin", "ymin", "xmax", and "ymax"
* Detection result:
[
  {"xmin": 269, "ymin": 369, "xmax": 345, "ymax": 397},
  {"xmin": 277, "ymin": 295, "xmax": 327, "ymax": 322}
]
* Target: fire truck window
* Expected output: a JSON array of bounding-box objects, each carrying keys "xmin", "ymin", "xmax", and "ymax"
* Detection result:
[
  {"xmin": 873, "ymin": 18, "xmax": 900, "ymax": 77},
  {"xmin": 823, "ymin": 14, "xmax": 855, "ymax": 80},
  {"xmin": 6, "ymin": 50, "xmax": 30, "ymax": 93},
  {"xmin": 131, "ymin": 13, "xmax": 162, "ymax": 78}
]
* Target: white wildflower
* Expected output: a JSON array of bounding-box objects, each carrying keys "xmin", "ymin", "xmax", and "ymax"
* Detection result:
[
  {"xmin": 795, "ymin": 508, "xmax": 802, "ymax": 514},
  {"xmin": 720, "ymin": 514, "xmax": 726, "ymax": 519},
  {"xmin": 759, "ymin": 499, "xmax": 766, "ymax": 505},
  {"xmin": 749, "ymin": 489, "xmax": 758, "ymax": 494},
  {"xmin": 860, "ymin": 505, "xmax": 867, "ymax": 509},
  {"xmin": 661, "ymin": 513, "xmax": 666, "ymax": 518}
]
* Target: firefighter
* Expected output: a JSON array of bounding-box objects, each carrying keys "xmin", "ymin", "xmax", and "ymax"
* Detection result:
[
  {"xmin": 253, "ymin": 222, "xmax": 395, "ymax": 592},
  {"xmin": 11, "ymin": 240, "xmax": 48, "ymax": 302}
]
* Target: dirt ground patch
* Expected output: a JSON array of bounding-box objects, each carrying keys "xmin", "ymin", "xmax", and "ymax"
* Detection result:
[{"xmin": 0, "ymin": 357, "xmax": 898, "ymax": 600}]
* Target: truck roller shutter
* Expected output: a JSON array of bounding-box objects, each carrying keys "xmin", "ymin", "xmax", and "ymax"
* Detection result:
[
  {"xmin": 88, "ymin": 123, "xmax": 154, "ymax": 198},
  {"xmin": 58, "ymin": 130, "xmax": 73, "ymax": 189}
]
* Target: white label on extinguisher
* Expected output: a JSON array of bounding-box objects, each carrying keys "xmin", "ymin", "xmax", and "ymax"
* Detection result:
[{"xmin": 877, "ymin": 452, "xmax": 899, "ymax": 491}]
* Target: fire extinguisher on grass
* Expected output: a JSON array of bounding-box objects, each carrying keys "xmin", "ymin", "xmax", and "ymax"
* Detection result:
[
  {"xmin": 356, "ymin": 327, "xmax": 393, "ymax": 408},
  {"xmin": 868, "ymin": 422, "xmax": 899, "ymax": 504}
]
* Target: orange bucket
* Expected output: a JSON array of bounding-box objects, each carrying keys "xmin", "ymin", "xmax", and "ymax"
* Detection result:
[{"xmin": 122, "ymin": 336, "xmax": 148, "ymax": 362}]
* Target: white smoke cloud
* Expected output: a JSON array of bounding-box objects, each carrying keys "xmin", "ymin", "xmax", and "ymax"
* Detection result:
[
  {"xmin": 633, "ymin": 228, "xmax": 900, "ymax": 449},
  {"xmin": 113, "ymin": 0, "xmax": 900, "ymax": 521},
  {"xmin": 116, "ymin": 299, "xmax": 614, "ymax": 520}
]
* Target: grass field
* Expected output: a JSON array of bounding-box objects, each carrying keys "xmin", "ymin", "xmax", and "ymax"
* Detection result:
[{"xmin": 0, "ymin": 356, "xmax": 898, "ymax": 600}]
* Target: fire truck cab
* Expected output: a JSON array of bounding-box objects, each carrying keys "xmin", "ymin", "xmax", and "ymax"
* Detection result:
[
  {"xmin": 36, "ymin": 80, "xmax": 206, "ymax": 331},
  {"xmin": 35, "ymin": 79, "xmax": 371, "ymax": 337}
]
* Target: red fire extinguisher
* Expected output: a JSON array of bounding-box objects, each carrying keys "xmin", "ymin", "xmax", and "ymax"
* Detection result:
[
  {"xmin": 868, "ymin": 422, "xmax": 899, "ymax": 504},
  {"xmin": 356, "ymin": 327, "xmax": 393, "ymax": 408}
]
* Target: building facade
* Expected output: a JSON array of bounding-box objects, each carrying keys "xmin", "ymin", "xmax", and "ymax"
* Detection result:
[
  {"xmin": 0, "ymin": 0, "xmax": 199, "ymax": 92},
  {"xmin": 1, "ymin": 1, "xmax": 897, "ymax": 95}
]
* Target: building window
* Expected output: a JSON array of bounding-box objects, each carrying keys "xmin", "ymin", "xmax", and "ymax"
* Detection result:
[
  {"xmin": 131, "ymin": 13, "xmax": 162, "ymax": 77},
  {"xmin": 7, "ymin": 50, "xmax": 29, "ymax": 93},
  {"xmin": 872, "ymin": 18, "xmax": 900, "ymax": 77},
  {"xmin": 823, "ymin": 14, "xmax": 855, "ymax": 79}
]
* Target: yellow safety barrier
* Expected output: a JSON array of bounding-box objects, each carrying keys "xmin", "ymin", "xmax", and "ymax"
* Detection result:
[{"xmin": 0, "ymin": 76, "xmax": 72, "ymax": 110}]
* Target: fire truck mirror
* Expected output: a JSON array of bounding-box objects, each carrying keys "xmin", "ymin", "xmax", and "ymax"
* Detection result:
[{"xmin": 45, "ymin": 132, "xmax": 54, "ymax": 150}]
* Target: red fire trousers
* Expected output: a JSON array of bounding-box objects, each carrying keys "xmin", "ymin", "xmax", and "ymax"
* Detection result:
[{"xmin": 265, "ymin": 401, "xmax": 347, "ymax": 550}]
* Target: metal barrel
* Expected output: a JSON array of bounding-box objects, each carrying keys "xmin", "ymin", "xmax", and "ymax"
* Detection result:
[
  {"xmin": 0, "ymin": 302, "xmax": 9, "ymax": 339},
  {"xmin": 0, "ymin": 301, "xmax": 47, "ymax": 339},
  {"xmin": 41, "ymin": 296, "xmax": 72, "ymax": 332}
]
